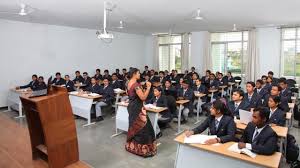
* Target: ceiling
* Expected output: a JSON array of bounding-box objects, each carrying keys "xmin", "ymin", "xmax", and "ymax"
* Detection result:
[{"xmin": 0, "ymin": 0, "xmax": 300, "ymax": 34}]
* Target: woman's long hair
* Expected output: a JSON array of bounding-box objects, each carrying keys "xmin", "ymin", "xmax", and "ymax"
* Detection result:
[{"xmin": 128, "ymin": 68, "xmax": 140, "ymax": 79}]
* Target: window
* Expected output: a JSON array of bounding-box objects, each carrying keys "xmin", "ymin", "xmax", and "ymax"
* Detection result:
[
  {"xmin": 281, "ymin": 28, "xmax": 300, "ymax": 77},
  {"xmin": 210, "ymin": 31, "xmax": 248, "ymax": 76},
  {"xmin": 158, "ymin": 35, "xmax": 182, "ymax": 71}
]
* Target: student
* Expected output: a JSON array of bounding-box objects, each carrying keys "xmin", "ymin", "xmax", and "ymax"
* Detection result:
[
  {"xmin": 16, "ymin": 74, "xmax": 38, "ymax": 90},
  {"xmin": 94, "ymin": 69, "xmax": 103, "ymax": 81},
  {"xmin": 121, "ymin": 68, "xmax": 128, "ymax": 80},
  {"xmin": 52, "ymin": 72, "xmax": 66, "ymax": 86},
  {"xmin": 268, "ymin": 71, "xmax": 278, "ymax": 85},
  {"xmin": 193, "ymin": 78, "xmax": 207, "ymax": 94},
  {"xmin": 217, "ymin": 73, "xmax": 228, "ymax": 86},
  {"xmin": 208, "ymin": 73, "xmax": 220, "ymax": 89},
  {"xmin": 279, "ymin": 79, "xmax": 292, "ymax": 102},
  {"xmin": 65, "ymin": 75, "xmax": 75, "ymax": 92},
  {"xmin": 73, "ymin": 71, "xmax": 84, "ymax": 83},
  {"xmin": 35, "ymin": 76, "xmax": 47, "ymax": 91},
  {"xmin": 266, "ymin": 76, "xmax": 273, "ymax": 92},
  {"xmin": 164, "ymin": 70, "xmax": 171, "ymax": 81},
  {"xmin": 111, "ymin": 73, "xmax": 122, "ymax": 89},
  {"xmin": 158, "ymin": 71, "xmax": 166, "ymax": 84},
  {"xmin": 191, "ymin": 73, "xmax": 199, "ymax": 87},
  {"xmin": 244, "ymin": 81, "xmax": 262, "ymax": 109},
  {"xmin": 185, "ymin": 99, "xmax": 236, "ymax": 144},
  {"xmin": 228, "ymin": 89, "xmax": 250, "ymax": 118},
  {"xmin": 261, "ymin": 75, "xmax": 271, "ymax": 92},
  {"xmin": 254, "ymin": 79, "xmax": 269, "ymax": 100},
  {"xmin": 263, "ymin": 85, "xmax": 289, "ymax": 112},
  {"xmin": 85, "ymin": 77, "xmax": 101, "ymax": 94},
  {"xmin": 226, "ymin": 71, "xmax": 235, "ymax": 83},
  {"xmin": 188, "ymin": 67, "xmax": 198, "ymax": 77},
  {"xmin": 95, "ymin": 78, "xmax": 114, "ymax": 122},
  {"xmin": 201, "ymin": 70, "xmax": 211, "ymax": 86},
  {"xmin": 163, "ymin": 80, "xmax": 177, "ymax": 99},
  {"xmin": 142, "ymin": 65, "xmax": 150, "ymax": 77},
  {"xmin": 82, "ymin": 72, "xmax": 91, "ymax": 87},
  {"xmin": 176, "ymin": 78, "xmax": 184, "ymax": 91},
  {"xmin": 115, "ymin": 69, "xmax": 122, "ymax": 80},
  {"xmin": 238, "ymin": 107, "xmax": 278, "ymax": 155},
  {"xmin": 176, "ymin": 79, "xmax": 194, "ymax": 122},
  {"xmin": 171, "ymin": 70, "xmax": 181, "ymax": 84},
  {"xmin": 267, "ymin": 96, "xmax": 286, "ymax": 126},
  {"xmin": 149, "ymin": 70, "xmax": 158, "ymax": 83},
  {"xmin": 103, "ymin": 70, "xmax": 112, "ymax": 81},
  {"xmin": 149, "ymin": 87, "xmax": 171, "ymax": 125},
  {"xmin": 143, "ymin": 74, "xmax": 151, "ymax": 83}
]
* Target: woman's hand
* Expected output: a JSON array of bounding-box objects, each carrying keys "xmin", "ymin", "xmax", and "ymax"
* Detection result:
[{"xmin": 146, "ymin": 81, "xmax": 151, "ymax": 89}]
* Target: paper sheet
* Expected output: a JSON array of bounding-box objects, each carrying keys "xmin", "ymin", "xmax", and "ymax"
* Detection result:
[{"xmin": 184, "ymin": 134, "xmax": 217, "ymax": 144}]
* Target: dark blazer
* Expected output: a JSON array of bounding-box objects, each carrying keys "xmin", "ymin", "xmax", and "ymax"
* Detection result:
[
  {"xmin": 226, "ymin": 76, "xmax": 235, "ymax": 83},
  {"xmin": 254, "ymin": 87, "xmax": 269, "ymax": 100},
  {"xmin": 111, "ymin": 80, "xmax": 122, "ymax": 89},
  {"xmin": 20, "ymin": 80, "xmax": 38, "ymax": 90},
  {"xmin": 150, "ymin": 75, "xmax": 159, "ymax": 83},
  {"xmin": 94, "ymin": 74, "xmax": 103, "ymax": 81},
  {"xmin": 73, "ymin": 76, "xmax": 84, "ymax": 83},
  {"xmin": 177, "ymin": 87, "xmax": 194, "ymax": 110},
  {"xmin": 52, "ymin": 78, "xmax": 66, "ymax": 86},
  {"xmin": 83, "ymin": 77, "xmax": 91, "ymax": 87},
  {"xmin": 149, "ymin": 95, "xmax": 171, "ymax": 118},
  {"xmin": 100, "ymin": 85, "xmax": 114, "ymax": 105},
  {"xmin": 208, "ymin": 79, "xmax": 220, "ymax": 89},
  {"xmin": 218, "ymin": 77, "xmax": 228, "ymax": 86},
  {"xmin": 85, "ymin": 84, "xmax": 102, "ymax": 94},
  {"xmin": 171, "ymin": 75, "xmax": 181, "ymax": 84},
  {"xmin": 158, "ymin": 77, "xmax": 167, "ymax": 84},
  {"xmin": 142, "ymin": 70, "xmax": 150, "ymax": 77},
  {"xmin": 243, "ymin": 92, "xmax": 262, "ymax": 109},
  {"xmin": 263, "ymin": 94, "xmax": 289, "ymax": 112},
  {"xmin": 281, "ymin": 88, "xmax": 292, "ymax": 103},
  {"xmin": 35, "ymin": 82, "xmax": 47, "ymax": 91},
  {"xmin": 65, "ymin": 80, "xmax": 75, "ymax": 92},
  {"xmin": 228, "ymin": 100, "xmax": 250, "ymax": 118},
  {"xmin": 103, "ymin": 75, "xmax": 112, "ymax": 81},
  {"xmin": 268, "ymin": 108, "xmax": 286, "ymax": 126},
  {"xmin": 240, "ymin": 122, "xmax": 278, "ymax": 155},
  {"xmin": 193, "ymin": 115, "xmax": 236, "ymax": 143},
  {"xmin": 193, "ymin": 84, "xmax": 207, "ymax": 94},
  {"xmin": 163, "ymin": 86, "xmax": 178, "ymax": 99}
]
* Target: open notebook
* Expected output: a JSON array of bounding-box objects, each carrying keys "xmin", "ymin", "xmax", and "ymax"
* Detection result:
[
  {"xmin": 228, "ymin": 143, "xmax": 257, "ymax": 158},
  {"xmin": 184, "ymin": 134, "xmax": 217, "ymax": 144}
]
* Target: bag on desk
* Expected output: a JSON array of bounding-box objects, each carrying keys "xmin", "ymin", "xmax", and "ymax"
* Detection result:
[{"xmin": 286, "ymin": 134, "xmax": 299, "ymax": 163}]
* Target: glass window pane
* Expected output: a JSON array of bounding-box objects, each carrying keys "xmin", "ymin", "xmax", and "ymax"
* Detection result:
[
  {"xmin": 282, "ymin": 40, "xmax": 296, "ymax": 76},
  {"xmin": 170, "ymin": 35, "xmax": 181, "ymax": 44},
  {"xmin": 211, "ymin": 44, "xmax": 225, "ymax": 73},
  {"xmin": 159, "ymin": 46, "xmax": 169, "ymax": 71},
  {"xmin": 227, "ymin": 42, "xmax": 242, "ymax": 75},
  {"xmin": 170, "ymin": 45, "xmax": 181, "ymax": 71},
  {"xmin": 158, "ymin": 36, "xmax": 170, "ymax": 44},
  {"xmin": 298, "ymin": 28, "xmax": 300, "ymax": 39},
  {"xmin": 211, "ymin": 32, "xmax": 242, "ymax": 42},
  {"xmin": 243, "ymin": 31, "xmax": 249, "ymax": 41},
  {"xmin": 282, "ymin": 28, "xmax": 296, "ymax": 40}
]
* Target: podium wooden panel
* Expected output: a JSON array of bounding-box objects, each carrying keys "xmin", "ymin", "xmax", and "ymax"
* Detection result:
[{"xmin": 20, "ymin": 86, "xmax": 80, "ymax": 168}]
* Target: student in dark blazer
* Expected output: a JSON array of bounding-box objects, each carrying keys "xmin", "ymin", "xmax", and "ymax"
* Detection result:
[
  {"xmin": 94, "ymin": 69, "xmax": 103, "ymax": 81},
  {"xmin": 82, "ymin": 72, "xmax": 91, "ymax": 87},
  {"xmin": 190, "ymin": 73, "xmax": 199, "ymax": 88},
  {"xmin": 217, "ymin": 73, "xmax": 228, "ymax": 86},
  {"xmin": 95, "ymin": 78, "xmax": 114, "ymax": 122},
  {"xmin": 188, "ymin": 67, "xmax": 198, "ymax": 77},
  {"xmin": 208, "ymin": 73, "xmax": 220, "ymax": 89},
  {"xmin": 85, "ymin": 77, "xmax": 101, "ymax": 94},
  {"xmin": 226, "ymin": 71, "xmax": 235, "ymax": 83},
  {"xmin": 268, "ymin": 71, "xmax": 279, "ymax": 85},
  {"xmin": 163, "ymin": 80, "xmax": 178, "ymax": 99},
  {"xmin": 103, "ymin": 70, "xmax": 112, "ymax": 81},
  {"xmin": 254, "ymin": 79, "xmax": 269, "ymax": 100},
  {"xmin": 279, "ymin": 79, "xmax": 292, "ymax": 103},
  {"xmin": 16, "ymin": 74, "xmax": 38, "ymax": 90},
  {"xmin": 35, "ymin": 76, "xmax": 47, "ymax": 91},
  {"xmin": 158, "ymin": 71, "xmax": 167, "ymax": 84},
  {"xmin": 149, "ymin": 70, "xmax": 159, "ymax": 83},
  {"xmin": 201, "ymin": 70, "xmax": 211, "ymax": 87},
  {"xmin": 115, "ymin": 69, "xmax": 123, "ymax": 80},
  {"xmin": 176, "ymin": 79, "xmax": 194, "ymax": 122},
  {"xmin": 263, "ymin": 85, "xmax": 289, "ymax": 112},
  {"xmin": 244, "ymin": 81, "xmax": 262, "ymax": 109},
  {"xmin": 52, "ymin": 72, "xmax": 66, "ymax": 86},
  {"xmin": 186, "ymin": 99, "xmax": 236, "ymax": 144},
  {"xmin": 149, "ymin": 87, "xmax": 171, "ymax": 120},
  {"xmin": 238, "ymin": 107, "xmax": 278, "ymax": 155},
  {"xmin": 111, "ymin": 73, "xmax": 122, "ymax": 89},
  {"xmin": 142, "ymin": 66, "xmax": 150, "ymax": 77},
  {"xmin": 73, "ymin": 71, "xmax": 84, "ymax": 83},
  {"xmin": 171, "ymin": 70, "xmax": 181, "ymax": 84},
  {"xmin": 228, "ymin": 89, "xmax": 250, "ymax": 118},
  {"xmin": 64, "ymin": 75, "xmax": 75, "ymax": 92},
  {"xmin": 193, "ymin": 78, "xmax": 208, "ymax": 103},
  {"xmin": 267, "ymin": 96, "xmax": 286, "ymax": 126}
]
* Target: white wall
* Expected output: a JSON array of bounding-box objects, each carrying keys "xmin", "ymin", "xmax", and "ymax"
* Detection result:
[
  {"xmin": 0, "ymin": 19, "xmax": 148, "ymax": 107},
  {"xmin": 144, "ymin": 36, "xmax": 155, "ymax": 69}
]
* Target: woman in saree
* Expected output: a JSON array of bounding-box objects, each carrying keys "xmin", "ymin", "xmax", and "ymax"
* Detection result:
[{"xmin": 125, "ymin": 68, "xmax": 157, "ymax": 157}]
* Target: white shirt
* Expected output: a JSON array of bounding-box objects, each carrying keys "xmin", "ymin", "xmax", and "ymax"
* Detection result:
[
  {"xmin": 269, "ymin": 107, "xmax": 278, "ymax": 118},
  {"xmin": 215, "ymin": 115, "xmax": 223, "ymax": 123},
  {"xmin": 235, "ymin": 101, "xmax": 241, "ymax": 109},
  {"xmin": 246, "ymin": 125, "xmax": 266, "ymax": 150}
]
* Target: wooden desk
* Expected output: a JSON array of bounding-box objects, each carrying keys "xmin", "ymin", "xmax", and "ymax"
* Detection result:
[
  {"xmin": 235, "ymin": 119, "xmax": 287, "ymax": 153},
  {"xmin": 113, "ymin": 89, "xmax": 126, "ymax": 111},
  {"xmin": 68, "ymin": 92, "xmax": 102, "ymax": 127},
  {"xmin": 194, "ymin": 93, "xmax": 206, "ymax": 124},
  {"xmin": 174, "ymin": 133, "xmax": 281, "ymax": 168},
  {"xmin": 7, "ymin": 88, "xmax": 33, "ymax": 118},
  {"xmin": 111, "ymin": 102, "xmax": 167, "ymax": 138},
  {"xmin": 175, "ymin": 100, "xmax": 190, "ymax": 135}
]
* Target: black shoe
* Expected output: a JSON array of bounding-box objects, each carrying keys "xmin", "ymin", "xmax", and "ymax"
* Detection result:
[
  {"xmin": 156, "ymin": 132, "xmax": 163, "ymax": 139},
  {"xmin": 96, "ymin": 116, "xmax": 104, "ymax": 122}
]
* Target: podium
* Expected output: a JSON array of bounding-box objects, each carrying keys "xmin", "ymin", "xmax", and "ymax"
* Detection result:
[{"xmin": 20, "ymin": 86, "xmax": 80, "ymax": 168}]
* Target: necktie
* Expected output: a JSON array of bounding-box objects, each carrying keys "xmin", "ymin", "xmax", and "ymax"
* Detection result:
[
  {"xmin": 248, "ymin": 95, "xmax": 252, "ymax": 102},
  {"xmin": 252, "ymin": 128, "xmax": 259, "ymax": 141},
  {"xmin": 235, "ymin": 103, "xmax": 239, "ymax": 110},
  {"xmin": 215, "ymin": 120, "xmax": 219, "ymax": 130}
]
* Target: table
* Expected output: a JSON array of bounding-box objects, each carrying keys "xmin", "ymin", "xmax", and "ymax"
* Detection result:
[
  {"xmin": 194, "ymin": 93, "xmax": 206, "ymax": 124},
  {"xmin": 235, "ymin": 119, "xmax": 288, "ymax": 153},
  {"xmin": 68, "ymin": 92, "xmax": 102, "ymax": 127},
  {"xmin": 111, "ymin": 102, "xmax": 167, "ymax": 138},
  {"xmin": 228, "ymin": 82, "xmax": 235, "ymax": 100},
  {"xmin": 219, "ymin": 85, "xmax": 228, "ymax": 97},
  {"xmin": 175, "ymin": 100, "xmax": 190, "ymax": 135},
  {"xmin": 7, "ymin": 89, "xmax": 32, "ymax": 118},
  {"xmin": 174, "ymin": 133, "xmax": 281, "ymax": 168},
  {"xmin": 208, "ymin": 89, "xmax": 218, "ymax": 102},
  {"xmin": 113, "ymin": 89, "xmax": 126, "ymax": 111}
]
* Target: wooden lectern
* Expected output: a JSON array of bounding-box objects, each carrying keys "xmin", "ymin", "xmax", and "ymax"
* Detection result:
[{"xmin": 20, "ymin": 86, "xmax": 80, "ymax": 168}]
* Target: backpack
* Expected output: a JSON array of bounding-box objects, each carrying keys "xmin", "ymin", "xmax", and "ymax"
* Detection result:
[{"xmin": 286, "ymin": 134, "xmax": 299, "ymax": 163}]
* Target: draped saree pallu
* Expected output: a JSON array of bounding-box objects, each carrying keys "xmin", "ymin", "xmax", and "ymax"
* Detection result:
[{"xmin": 125, "ymin": 82, "xmax": 157, "ymax": 157}]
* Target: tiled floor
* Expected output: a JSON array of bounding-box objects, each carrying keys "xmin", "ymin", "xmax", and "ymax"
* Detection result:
[{"xmin": 1, "ymin": 108, "xmax": 299, "ymax": 168}]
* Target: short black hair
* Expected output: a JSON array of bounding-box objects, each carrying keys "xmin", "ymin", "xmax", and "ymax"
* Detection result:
[
  {"xmin": 104, "ymin": 69, "xmax": 109, "ymax": 73},
  {"xmin": 65, "ymin": 75, "xmax": 70, "ymax": 78},
  {"xmin": 32, "ymin": 74, "xmax": 38, "ymax": 78},
  {"xmin": 253, "ymin": 107, "xmax": 269, "ymax": 122},
  {"xmin": 112, "ymin": 73, "xmax": 117, "ymax": 77},
  {"xmin": 96, "ymin": 69, "xmax": 100, "ymax": 72},
  {"xmin": 75, "ymin": 71, "xmax": 80, "ymax": 74},
  {"xmin": 278, "ymin": 78, "xmax": 287, "ymax": 84},
  {"xmin": 191, "ymin": 67, "xmax": 195, "ymax": 70},
  {"xmin": 267, "ymin": 76, "xmax": 273, "ymax": 81},
  {"xmin": 261, "ymin": 75, "xmax": 267, "ymax": 79},
  {"xmin": 268, "ymin": 71, "xmax": 274, "ymax": 75},
  {"xmin": 38, "ymin": 76, "xmax": 44, "ymax": 80},
  {"xmin": 206, "ymin": 70, "xmax": 211, "ymax": 74},
  {"xmin": 247, "ymin": 81, "xmax": 255, "ymax": 87},
  {"xmin": 116, "ymin": 69, "xmax": 119, "ymax": 71},
  {"xmin": 269, "ymin": 95, "xmax": 281, "ymax": 105},
  {"xmin": 227, "ymin": 71, "xmax": 232, "ymax": 75},
  {"xmin": 165, "ymin": 80, "xmax": 171, "ymax": 84},
  {"xmin": 272, "ymin": 85, "xmax": 282, "ymax": 92},
  {"xmin": 154, "ymin": 86, "xmax": 162, "ymax": 92},
  {"xmin": 145, "ymin": 65, "xmax": 148, "ymax": 68},
  {"xmin": 159, "ymin": 71, "xmax": 165, "ymax": 75},
  {"xmin": 183, "ymin": 79, "xmax": 190, "ymax": 85},
  {"xmin": 102, "ymin": 77, "xmax": 109, "ymax": 81},
  {"xmin": 83, "ymin": 72, "xmax": 88, "ymax": 75},
  {"xmin": 233, "ymin": 89, "xmax": 244, "ymax": 98},
  {"xmin": 256, "ymin": 79, "xmax": 263, "ymax": 85},
  {"xmin": 55, "ymin": 72, "xmax": 61, "ymax": 76},
  {"xmin": 122, "ymin": 68, "xmax": 127, "ymax": 71}
]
